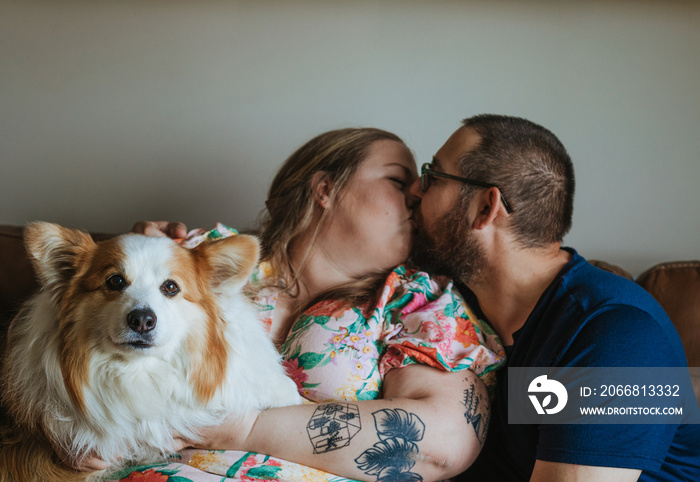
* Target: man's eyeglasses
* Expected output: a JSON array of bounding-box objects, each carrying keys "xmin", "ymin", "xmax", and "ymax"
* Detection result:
[{"xmin": 420, "ymin": 162, "xmax": 513, "ymax": 214}]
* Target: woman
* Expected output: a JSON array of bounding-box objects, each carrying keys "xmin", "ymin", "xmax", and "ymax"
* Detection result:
[{"xmin": 111, "ymin": 128, "xmax": 505, "ymax": 481}]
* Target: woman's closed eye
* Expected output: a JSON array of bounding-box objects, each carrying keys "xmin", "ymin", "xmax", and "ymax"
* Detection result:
[{"xmin": 389, "ymin": 177, "xmax": 408, "ymax": 188}]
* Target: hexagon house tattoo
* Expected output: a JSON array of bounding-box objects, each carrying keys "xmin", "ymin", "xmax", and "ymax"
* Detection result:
[{"xmin": 306, "ymin": 403, "xmax": 362, "ymax": 454}]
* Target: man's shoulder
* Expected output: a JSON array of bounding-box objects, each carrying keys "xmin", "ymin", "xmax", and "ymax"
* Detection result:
[
  {"xmin": 513, "ymin": 252, "xmax": 684, "ymax": 367},
  {"xmin": 559, "ymin": 252, "xmax": 669, "ymax": 324},
  {"xmin": 563, "ymin": 252, "xmax": 644, "ymax": 299}
]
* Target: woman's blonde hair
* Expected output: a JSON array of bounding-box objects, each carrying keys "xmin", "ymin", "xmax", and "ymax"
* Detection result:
[{"xmin": 258, "ymin": 127, "xmax": 408, "ymax": 309}]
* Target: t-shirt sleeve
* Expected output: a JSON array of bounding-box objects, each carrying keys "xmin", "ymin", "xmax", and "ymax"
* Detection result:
[
  {"xmin": 377, "ymin": 268, "xmax": 506, "ymax": 388},
  {"xmin": 536, "ymin": 306, "xmax": 684, "ymax": 472}
]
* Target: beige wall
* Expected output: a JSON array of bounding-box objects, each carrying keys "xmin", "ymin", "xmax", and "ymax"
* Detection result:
[{"xmin": 1, "ymin": 0, "xmax": 699, "ymax": 276}]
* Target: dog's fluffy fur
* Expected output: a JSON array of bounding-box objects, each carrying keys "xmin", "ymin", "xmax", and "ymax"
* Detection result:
[{"xmin": 0, "ymin": 222, "xmax": 302, "ymax": 481}]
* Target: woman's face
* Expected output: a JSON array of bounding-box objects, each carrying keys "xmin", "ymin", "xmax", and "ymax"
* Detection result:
[{"xmin": 318, "ymin": 139, "xmax": 418, "ymax": 276}]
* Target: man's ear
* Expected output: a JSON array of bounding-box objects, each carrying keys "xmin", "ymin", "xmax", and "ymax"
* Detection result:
[
  {"xmin": 472, "ymin": 187, "xmax": 505, "ymax": 230},
  {"xmin": 310, "ymin": 171, "xmax": 334, "ymax": 209}
]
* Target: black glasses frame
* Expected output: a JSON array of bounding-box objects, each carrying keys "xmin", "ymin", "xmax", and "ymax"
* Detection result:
[{"xmin": 420, "ymin": 162, "xmax": 513, "ymax": 213}]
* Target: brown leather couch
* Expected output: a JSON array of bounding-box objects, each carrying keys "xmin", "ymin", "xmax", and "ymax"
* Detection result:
[{"xmin": 1, "ymin": 224, "xmax": 699, "ymax": 421}]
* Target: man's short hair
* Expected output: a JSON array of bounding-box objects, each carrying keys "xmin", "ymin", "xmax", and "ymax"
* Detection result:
[{"xmin": 459, "ymin": 114, "xmax": 575, "ymax": 247}]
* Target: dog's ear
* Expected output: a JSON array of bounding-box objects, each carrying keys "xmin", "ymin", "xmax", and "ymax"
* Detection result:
[
  {"xmin": 24, "ymin": 222, "xmax": 96, "ymax": 296},
  {"xmin": 195, "ymin": 234, "xmax": 261, "ymax": 290}
]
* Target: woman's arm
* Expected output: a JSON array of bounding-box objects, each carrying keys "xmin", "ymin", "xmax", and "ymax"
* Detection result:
[{"xmin": 192, "ymin": 364, "xmax": 490, "ymax": 482}]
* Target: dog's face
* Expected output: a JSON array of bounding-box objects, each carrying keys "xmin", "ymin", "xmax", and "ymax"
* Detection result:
[
  {"xmin": 23, "ymin": 222, "xmax": 260, "ymax": 408},
  {"xmin": 80, "ymin": 234, "xmax": 207, "ymax": 354}
]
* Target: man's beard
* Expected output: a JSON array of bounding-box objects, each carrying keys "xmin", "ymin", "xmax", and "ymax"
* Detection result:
[{"xmin": 411, "ymin": 207, "xmax": 486, "ymax": 285}]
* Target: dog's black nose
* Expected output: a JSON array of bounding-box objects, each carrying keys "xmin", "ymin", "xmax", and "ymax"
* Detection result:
[{"xmin": 126, "ymin": 308, "xmax": 157, "ymax": 334}]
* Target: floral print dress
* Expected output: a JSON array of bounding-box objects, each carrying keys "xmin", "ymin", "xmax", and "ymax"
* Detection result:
[{"xmin": 105, "ymin": 225, "xmax": 506, "ymax": 482}]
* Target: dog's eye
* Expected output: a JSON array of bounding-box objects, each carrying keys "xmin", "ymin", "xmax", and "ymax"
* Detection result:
[
  {"xmin": 161, "ymin": 280, "xmax": 180, "ymax": 297},
  {"xmin": 106, "ymin": 274, "xmax": 127, "ymax": 291}
]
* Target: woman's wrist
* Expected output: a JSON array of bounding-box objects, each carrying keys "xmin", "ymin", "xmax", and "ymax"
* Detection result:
[{"xmin": 194, "ymin": 409, "xmax": 262, "ymax": 451}]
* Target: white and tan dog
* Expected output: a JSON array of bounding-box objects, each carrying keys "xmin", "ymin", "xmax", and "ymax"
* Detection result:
[{"xmin": 0, "ymin": 222, "xmax": 301, "ymax": 481}]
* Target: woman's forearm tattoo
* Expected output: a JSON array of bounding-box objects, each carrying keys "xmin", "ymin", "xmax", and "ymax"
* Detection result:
[
  {"xmin": 354, "ymin": 408, "xmax": 425, "ymax": 482},
  {"xmin": 306, "ymin": 403, "xmax": 362, "ymax": 454},
  {"xmin": 463, "ymin": 382, "xmax": 489, "ymax": 445}
]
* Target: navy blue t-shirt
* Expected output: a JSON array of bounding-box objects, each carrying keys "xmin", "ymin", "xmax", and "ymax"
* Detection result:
[{"xmin": 458, "ymin": 249, "xmax": 700, "ymax": 481}]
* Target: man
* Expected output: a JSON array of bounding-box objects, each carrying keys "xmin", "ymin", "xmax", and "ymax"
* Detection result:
[{"xmin": 409, "ymin": 114, "xmax": 700, "ymax": 481}]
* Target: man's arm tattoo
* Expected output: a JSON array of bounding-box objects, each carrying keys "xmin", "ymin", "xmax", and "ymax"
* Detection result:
[
  {"xmin": 463, "ymin": 381, "xmax": 489, "ymax": 445},
  {"xmin": 354, "ymin": 408, "xmax": 425, "ymax": 482},
  {"xmin": 306, "ymin": 403, "xmax": 361, "ymax": 454}
]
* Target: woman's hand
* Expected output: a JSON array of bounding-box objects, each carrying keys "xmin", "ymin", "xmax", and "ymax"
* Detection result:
[
  {"xmin": 54, "ymin": 436, "xmax": 190, "ymax": 473},
  {"xmin": 130, "ymin": 221, "xmax": 188, "ymax": 239},
  {"xmin": 69, "ymin": 454, "xmax": 112, "ymax": 473},
  {"xmin": 49, "ymin": 436, "xmax": 112, "ymax": 473}
]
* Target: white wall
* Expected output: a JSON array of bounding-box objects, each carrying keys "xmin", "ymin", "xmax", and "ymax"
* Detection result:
[{"xmin": 1, "ymin": 0, "xmax": 698, "ymax": 276}]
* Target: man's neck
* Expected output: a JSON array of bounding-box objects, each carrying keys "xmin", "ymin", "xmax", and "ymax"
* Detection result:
[{"xmin": 468, "ymin": 244, "xmax": 572, "ymax": 346}]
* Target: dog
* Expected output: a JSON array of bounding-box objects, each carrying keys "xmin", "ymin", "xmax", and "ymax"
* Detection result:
[{"xmin": 0, "ymin": 222, "xmax": 302, "ymax": 481}]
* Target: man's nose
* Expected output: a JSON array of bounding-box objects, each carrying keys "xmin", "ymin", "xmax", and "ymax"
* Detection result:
[{"xmin": 408, "ymin": 177, "xmax": 423, "ymax": 200}]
